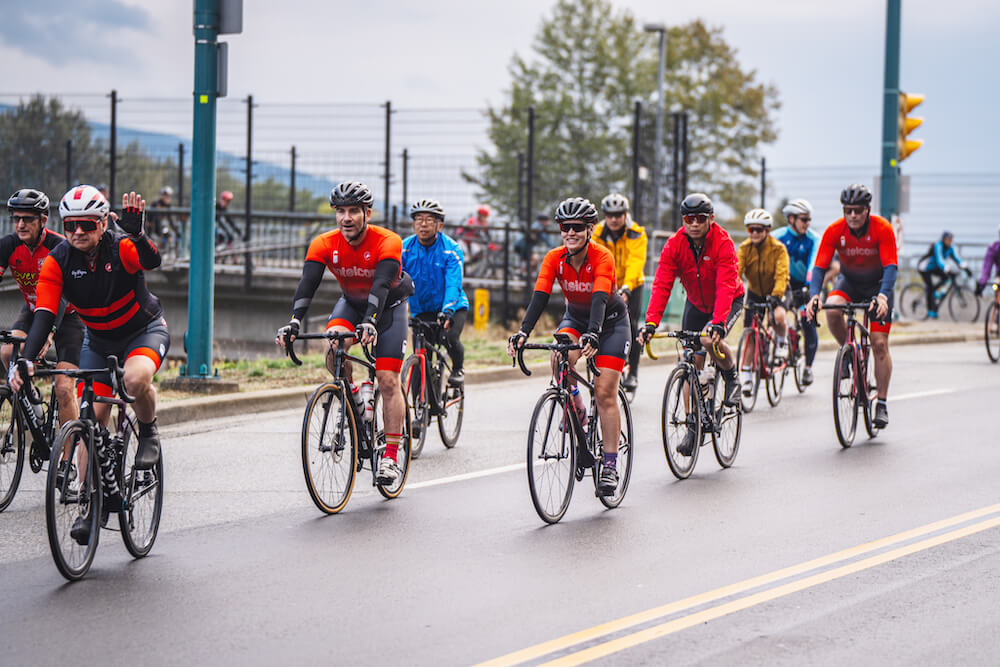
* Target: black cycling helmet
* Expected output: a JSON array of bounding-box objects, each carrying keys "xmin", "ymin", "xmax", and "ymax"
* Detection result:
[
  {"xmin": 941, "ymin": 230, "xmax": 954, "ymax": 240},
  {"xmin": 7, "ymin": 188, "xmax": 50, "ymax": 214},
  {"xmin": 840, "ymin": 183, "xmax": 872, "ymax": 207},
  {"xmin": 330, "ymin": 181, "xmax": 374, "ymax": 209},
  {"xmin": 680, "ymin": 193, "xmax": 713, "ymax": 216},
  {"xmin": 554, "ymin": 197, "xmax": 599, "ymax": 225},
  {"xmin": 409, "ymin": 198, "xmax": 445, "ymax": 221}
]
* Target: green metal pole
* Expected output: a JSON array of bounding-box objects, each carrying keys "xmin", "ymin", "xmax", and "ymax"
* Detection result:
[
  {"xmin": 879, "ymin": 0, "xmax": 901, "ymax": 218},
  {"xmin": 186, "ymin": 0, "xmax": 220, "ymax": 377}
]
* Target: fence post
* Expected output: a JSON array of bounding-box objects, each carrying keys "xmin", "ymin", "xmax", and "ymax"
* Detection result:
[
  {"xmin": 65, "ymin": 140, "xmax": 72, "ymax": 192},
  {"xmin": 524, "ymin": 106, "xmax": 535, "ymax": 303},
  {"xmin": 383, "ymin": 100, "xmax": 391, "ymax": 223},
  {"xmin": 177, "ymin": 142, "xmax": 185, "ymax": 207},
  {"xmin": 391, "ymin": 205, "xmax": 398, "ymax": 232},
  {"xmin": 244, "ymin": 94, "xmax": 253, "ymax": 290},
  {"xmin": 672, "ymin": 112, "xmax": 681, "ymax": 230},
  {"xmin": 680, "ymin": 111, "xmax": 689, "ymax": 203},
  {"xmin": 289, "ymin": 145, "xmax": 296, "ymax": 212},
  {"xmin": 760, "ymin": 157, "xmax": 766, "ymax": 209},
  {"xmin": 632, "ymin": 100, "xmax": 641, "ymax": 225},
  {"xmin": 401, "ymin": 148, "xmax": 408, "ymax": 215},
  {"xmin": 502, "ymin": 223, "xmax": 511, "ymax": 324},
  {"xmin": 109, "ymin": 89, "xmax": 117, "ymax": 203},
  {"xmin": 516, "ymin": 152, "xmax": 524, "ymax": 223}
]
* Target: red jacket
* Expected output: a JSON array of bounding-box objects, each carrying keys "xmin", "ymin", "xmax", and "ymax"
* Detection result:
[{"xmin": 645, "ymin": 223, "xmax": 744, "ymax": 326}]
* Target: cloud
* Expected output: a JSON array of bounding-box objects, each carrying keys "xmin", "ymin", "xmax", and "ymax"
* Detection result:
[{"xmin": 0, "ymin": 0, "xmax": 151, "ymax": 66}]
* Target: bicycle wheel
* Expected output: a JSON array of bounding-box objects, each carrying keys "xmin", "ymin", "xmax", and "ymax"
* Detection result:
[
  {"xmin": 117, "ymin": 406, "xmax": 163, "ymax": 558},
  {"xmin": 592, "ymin": 388, "xmax": 634, "ymax": 509},
  {"xmin": 526, "ymin": 389, "xmax": 575, "ymax": 523},
  {"xmin": 790, "ymin": 326, "xmax": 807, "ymax": 393},
  {"xmin": 400, "ymin": 356, "xmax": 428, "ymax": 459},
  {"xmin": 45, "ymin": 421, "xmax": 100, "ymax": 581},
  {"xmin": 832, "ymin": 345, "xmax": 858, "ymax": 448},
  {"xmin": 985, "ymin": 301, "xmax": 1000, "ymax": 363},
  {"xmin": 765, "ymin": 338, "xmax": 785, "ymax": 407},
  {"xmin": 899, "ymin": 284, "xmax": 927, "ymax": 320},
  {"xmin": 947, "ymin": 286, "xmax": 980, "ymax": 323},
  {"xmin": 301, "ymin": 384, "xmax": 357, "ymax": 514},
  {"xmin": 436, "ymin": 361, "xmax": 464, "ymax": 448},
  {"xmin": 736, "ymin": 329, "xmax": 760, "ymax": 413},
  {"xmin": 374, "ymin": 386, "xmax": 411, "ymax": 499},
  {"xmin": 661, "ymin": 365, "xmax": 701, "ymax": 480},
  {"xmin": 0, "ymin": 389, "xmax": 25, "ymax": 513},
  {"xmin": 711, "ymin": 368, "xmax": 743, "ymax": 468},
  {"xmin": 861, "ymin": 347, "xmax": 880, "ymax": 439}
]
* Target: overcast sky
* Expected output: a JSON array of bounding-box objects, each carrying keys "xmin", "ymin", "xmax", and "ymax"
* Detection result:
[{"xmin": 1, "ymin": 0, "xmax": 997, "ymax": 173}]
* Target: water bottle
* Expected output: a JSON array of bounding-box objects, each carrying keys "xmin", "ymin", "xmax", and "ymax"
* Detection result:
[{"xmin": 359, "ymin": 380, "xmax": 375, "ymax": 423}]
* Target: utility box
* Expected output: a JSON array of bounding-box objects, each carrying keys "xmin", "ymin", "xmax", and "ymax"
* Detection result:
[{"xmin": 218, "ymin": 0, "xmax": 243, "ymax": 34}]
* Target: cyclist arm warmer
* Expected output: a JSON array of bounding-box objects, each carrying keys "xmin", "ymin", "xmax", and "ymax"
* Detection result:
[
  {"xmin": 587, "ymin": 291, "xmax": 609, "ymax": 335},
  {"xmin": 519, "ymin": 290, "xmax": 550, "ymax": 335},
  {"xmin": 879, "ymin": 264, "xmax": 898, "ymax": 296},
  {"xmin": 809, "ymin": 267, "xmax": 827, "ymax": 297},
  {"xmin": 291, "ymin": 260, "xmax": 326, "ymax": 320},
  {"xmin": 21, "ymin": 310, "xmax": 55, "ymax": 362},
  {"xmin": 119, "ymin": 236, "xmax": 161, "ymax": 272},
  {"xmin": 363, "ymin": 258, "xmax": 401, "ymax": 323}
]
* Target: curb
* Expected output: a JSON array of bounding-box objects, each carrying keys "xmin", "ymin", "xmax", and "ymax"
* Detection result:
[{"xmin": 157, "ymin": 331, "xmax": 979, "ymax": 427}]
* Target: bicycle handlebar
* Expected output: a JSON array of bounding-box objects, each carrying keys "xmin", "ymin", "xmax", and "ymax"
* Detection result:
[
  {"xmin": 24, "ymin": 355, "xmax": 135, "ymax": 404},
  {"xmin": 662, "ymin": 329, "xmax": 726, "ymax": 360},
  {"xmin": 282, "ymin": 330, "xmax": 375, "ymax": 367},
  {"xmin": 513, "ymin": 340, "xmax": 600, "ymax": 378}
]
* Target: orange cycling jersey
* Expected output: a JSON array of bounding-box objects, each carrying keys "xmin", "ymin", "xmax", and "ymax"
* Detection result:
[
  {"xmin": 305, "ymin": 225, "xmax": 408, "ymax": 309},
  {"xmin": 534, "ymin": 242, "xmax": 625, "ymax": 323}
]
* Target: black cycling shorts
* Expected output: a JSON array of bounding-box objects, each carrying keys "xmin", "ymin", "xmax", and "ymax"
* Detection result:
[
  {"xmin": 682, "ymin": 296, "xmax": 744, "ymax": 351},
  {"xmin": 829, "ymin": 276, "xmax": 893, "ymax": 334},
  {"xmin": 11, "ymin": 306, "xmax": 85, "ymax": 366},
  {"xmin": 327, "ymin": 297, "xmax": 408, "ymax": 372},
  {"xmin": 555, "ymin": 308, "xmax": 631, "ymax": 372},
  {"xmin": 80, "ymin": 317, "xmax": 170, "ymax": 397}
]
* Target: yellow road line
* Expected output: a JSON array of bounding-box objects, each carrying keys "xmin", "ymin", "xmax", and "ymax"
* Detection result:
[
  {"xmin": 475, "ymin": 503, "xmax": 1000, "ymax": 667},
  {"xmin": 543, "ymin": 515, "xmax": 1000, "ymax": 666}
]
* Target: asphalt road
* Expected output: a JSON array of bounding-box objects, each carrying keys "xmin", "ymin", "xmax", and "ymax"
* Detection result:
[{"xmin": 1, "ymin": 340, "xmax": 998, "ymax": 666}]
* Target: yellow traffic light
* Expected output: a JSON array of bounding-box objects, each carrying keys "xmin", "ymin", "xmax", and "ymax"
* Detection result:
[{"xmin": 898, "ymin": 92, "xmax": 924, "ymax": 162}]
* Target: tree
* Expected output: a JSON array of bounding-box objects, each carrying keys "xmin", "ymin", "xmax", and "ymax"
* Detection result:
[{"xmin": 468, "ymin": 0, "xmax": 779, "ymax": 228}]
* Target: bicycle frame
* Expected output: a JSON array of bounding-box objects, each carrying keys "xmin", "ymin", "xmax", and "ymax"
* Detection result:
[
  {"xmin": 824, "ymin": 303, "xmax": 875, "ymax": 405},
  {"xmin": 742, "ymin": 303, "xmax": 777, "ymax": 378},
  {"xmin": 669, "ymin": 332, "xmax": 723, "ymax": 435},
  {"xmin": 409, "ymin": 319, "xmax": 452, "ymax": 417}
]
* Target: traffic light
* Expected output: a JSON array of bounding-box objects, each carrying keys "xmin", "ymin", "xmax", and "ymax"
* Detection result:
[{"xmin": 897, "ymin": 92, "xmax": 924, "ymax": 162}]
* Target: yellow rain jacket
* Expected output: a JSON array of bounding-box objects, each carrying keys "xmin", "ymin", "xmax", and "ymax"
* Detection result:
[
  {"xmin": 592, "ymin": 219, "xmax": 648, "ymax": 291},
  {"xmin": 738, "ymin": 234, "xmax": 790, "ymax": 298}
]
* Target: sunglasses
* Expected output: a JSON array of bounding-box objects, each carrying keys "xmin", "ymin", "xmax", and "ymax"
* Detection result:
[
  {"xmin": 794, "ymin": 216, "xmax": 811, "ymax": 223},
  {"xmin": 11, "ymin": 214, "xmax": 39, "ymax": 224},
  {"xmin": 843, "ymin": 206, "xmax": 867, "ymax": 216},
  {"xmin": 682, "ymin": 214, "xmax": 710, "ymax": 224},
  {"xmin": 63, "ymin": 219, "xmax": 100, "ymax": 233},
  {"xmin": 746, "ymin": 226, "xmax": 767, "ymax": 234},
  {"xmin": 559, "ymin": 222, "xmax": 587, "ymax": 233}
]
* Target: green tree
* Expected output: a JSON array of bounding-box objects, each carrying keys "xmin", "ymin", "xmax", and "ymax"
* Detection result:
[{"xmin": 468, "ymin": 0, "xmax": 779, "ymax": 228}]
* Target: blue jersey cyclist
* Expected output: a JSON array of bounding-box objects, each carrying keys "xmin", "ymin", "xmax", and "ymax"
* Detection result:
[
  {"xmin": 773, "ymin": 198, "xmax": 820, "ymax": 385},
  {"xmin": 918, "ymin": 230, "xmax": 972, "ymax": 319},
  {"xmin": 401, "ymin": 198, "xmax": 470, "ymax": 385}
]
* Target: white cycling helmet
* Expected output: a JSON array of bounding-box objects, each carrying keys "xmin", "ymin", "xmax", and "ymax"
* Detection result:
[
  {"xmin": 600, "ymin": 192, "xmax": 630, "ymax": 215},
  {"xmin": 782, "ymin": 198, "xmax": 813, "ymax": 218},
  {"xmin": 59, "ymin": 185, "xmax": 110, "ymax": 221},
  {"xmin": 743, "ymin": 208, "xmax": 773, "ymax": 228}
]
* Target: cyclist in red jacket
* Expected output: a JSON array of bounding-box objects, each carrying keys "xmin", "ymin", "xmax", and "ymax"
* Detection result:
[{"xmin": 639, "ymin": 193, "xmax": 745, "ymax": 420}]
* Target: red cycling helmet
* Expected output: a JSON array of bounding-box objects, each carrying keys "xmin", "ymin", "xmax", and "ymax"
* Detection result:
[
  {"xmin": 476, "ymin": 205, "xmax": 490, "ymax": 218},
  {"xmin": 220, "ymin": 190, "xmax": 234, "ymax": 203}
]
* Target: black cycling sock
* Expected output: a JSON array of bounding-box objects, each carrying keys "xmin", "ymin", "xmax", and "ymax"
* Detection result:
[{"xmin": 138, "ymin": 418, "xmax": 157, "ymax": 436}]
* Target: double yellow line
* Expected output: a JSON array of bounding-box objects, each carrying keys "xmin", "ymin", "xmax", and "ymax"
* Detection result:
[{"xmin": 477, "ymin": 503, "xmax": 1000, "ymax": 666}]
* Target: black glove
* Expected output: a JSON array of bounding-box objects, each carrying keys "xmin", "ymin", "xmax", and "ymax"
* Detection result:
[
  {"xmin": 767, "ymin": 295, "xmax": 782, "ymax": 309},
  {"xmin": 707, "ymin": 323, "xmax": 726, "ymax": 340},
  {"xmin": 618, "ymin": 286, "xmax": 631, "ymax": 300},
  {"xmin": 277, "ymin": 317, "xmax": 300, "ymax": 339},
  {"xmin": 975, "ymin": 282, "xmax": 985, "ymax": 297},
  {"xmin": 964, "ymin": 266, "xmax": 973, "ymax": 277},
  {"xmin": 508, "ymin": 331, "xmax": 528, "ymax": 352},
  {"xmin": 579, "ymin": 332, "xmax": 600, "ymax": 351},
  {"xmin": 437, "ymin": 311, "xmax": 453, "ymax": 328},
  {"xmin": 357, "ymin": 320, "xmax": 378, "ymax": 344},
  {"xmin": 117, "ymin": 200, "xmax": 145, "ymax": 237},
  {"xmin": 640, "ymin": 322, "xmax": 656, "ymax": 344}
]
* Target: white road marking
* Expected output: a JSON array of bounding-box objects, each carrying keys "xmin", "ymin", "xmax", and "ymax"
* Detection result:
[
  {"xmin": 409, "ymin": 462, "xmax": 525, "ymax": 489},
  {"xmin": 893, "ymin": 387, "xmax": 958, "ymax": 401}
]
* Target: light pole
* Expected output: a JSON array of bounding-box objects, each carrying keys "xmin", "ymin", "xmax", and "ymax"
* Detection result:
[{"xmin": 644, "ymin": 23, "xmax": 666, "ymax": 230}]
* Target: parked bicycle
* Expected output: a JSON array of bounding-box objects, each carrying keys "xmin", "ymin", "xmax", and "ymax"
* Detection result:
[
  {"xmin": 515, "ymin": 333, "xmax": 634, "ymax": 524},
  {"xmin": 285, "ymin": 331, "xmax": 411, "ymax": 514},
  {"xmin": 984, "ymin": 280, "xmax": 1000, "ymax": 363},
  {"xmin": 899, "ymin": 269, "xmax": 980, "ymax": 322},
  {"xmin": 0, "ymin": 332, "xmax": 62, "ymax": 512},
  {"xmin": 736, "ymin": 301, "xmax": 784, "ymax": 411},
  {"xmin": 27, "ymin": 356, "xmax": 158, "ymax": 581},
  {"xmin": 401, "ymin": 318, "xmax": 465, "ymax": 459},
  {"xmin": 659, "ymin": 331, "xmax": 742, "ymax": 480},
  {"xmin": 823, "ymin": 302, "xmax": 880, "ymax": 448}
]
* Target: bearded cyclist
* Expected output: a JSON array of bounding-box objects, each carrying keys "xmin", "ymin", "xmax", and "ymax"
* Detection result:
[
  {"xmin": 276, "ymin": 181, "xmax": 413, "ymax": 485},
  {"xmin": 593, "ymin": 193, "xmax": 647, "ymax": 392},
  {"xmin": 805, "ymin": 184, "xmax": 897, "ymax": 428},
  {"xmin": 507, "ymin": 197, "xmax": 629, "ymax": 497},
  {"xmin": 639, "ymin": 193, "xmax": 745, "ymax": 455},
  {"xmin": 774, "ymin": 198, "xmax": 820, "ymax": 385}
]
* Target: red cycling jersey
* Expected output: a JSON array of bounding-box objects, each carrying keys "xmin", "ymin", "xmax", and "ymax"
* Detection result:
[
  {"xmin": 305, "ymin": 225, "xmax": 407, "ymax": 309},
  {"xmin": 814, "ymin": 215, "xmax": 897, "ymax": 292},
  {"xmin": 534, "ymin": 242, "xmax": 625, "ymax": 324},
  {"xmin": 0, "ymin": 229, "xmax": 67, "ymax": 309}
]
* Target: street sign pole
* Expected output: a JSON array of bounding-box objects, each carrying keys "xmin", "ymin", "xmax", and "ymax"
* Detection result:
[{"xmin": 879, "ymin": 0, "xmax": 901, "ymax": 218}]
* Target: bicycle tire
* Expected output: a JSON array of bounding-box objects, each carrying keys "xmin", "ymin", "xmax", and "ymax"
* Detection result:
[
  {"xmin": 526, "ymin": 389, "xmax": 575, "ymax": 524},
  {"xmin": 46, "ymin": 420, "xmax": 100, "ymax": 581},
  {"xmin": 301, "ymin": 384, "xmax": 357, "ymax": 514},
  {"xmin": 861, "ymin": 346, "xmax": 880, "ymax": 439},
  {"xmin": 765, "ymin": 337, "xmax": 785, "ymax": 408},
  {"xmin": 0, "ymin": 388, "xmax": 25, "ymax": 513},
  {"xmin": 899, "ymin": 284, "xmax": 927, "ymax": 321},
  {"xmin": 117, "ymin": 406, "xmax": 163, "ymax": 558},
  {"xmin": 711, "ymin": 367, "xmax": 742, "ymax": 468},
  {"xmin": 790, "ymin": 326, "xmax": 807, "ymax": 393},
  {"xmin": 374, "ymin": 386, "xmax": 411, "ymax": 499},
  {"xmin": 736, "ymin": 329, "xmax": 760, "ymax": 413},
  {"xmin": 832, "ymin": 345, "xmax": 858, "ymax": 448},
  {"xmin": 436, "ymin": 361, "xmax": 464, "ymax": 448},
  {"xmin": 947, "ymin": 286, "xmax": 980, "ymax": 323},
  {"xmin": 593, "ymin": 388, "xmax": 634, "ymax": 509},
  {"xmin": 661, "ymin": 365, "xmax": 700, "ymax": 480},
  {"xmin": 986, "ymin": 301, "xmax": 1000, "ymax": 363},
  {"xmin": 400, "ymin": 356, "xmax": 428, "ymax": 459}
]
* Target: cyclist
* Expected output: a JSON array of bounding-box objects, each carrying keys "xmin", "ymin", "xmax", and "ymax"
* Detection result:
[
  {"xmin": 458, "ymin": 205, "xmax": 491, "ymax": 265},
  {"xmin": 0, "ymin": 188, "xmax": 84, "ymax": 429},
  {"xmin": 918, "ymin": 230, "xmax": 972, "ymax": 318},
  {"xmin": 975, "ymin": 225, "xmax": 1000, "ymax": 298},
  {"xmin": 774, "ymin": 198, "xmax": 820, "ymax": 385},
  {"xmin": 639, "ymin": 193, "xmax": 744, "ymax": 454},
  {"xmin": 401, "ymin": 198, "xmax": 469, "ymax": 385},
  {"xmin": 805, "ymin": 184, "xmax": 897, "ymax": 428},
  {"xmin": 9, "ymin": 187, "xmax": 169, "ymax": 543},
  {"xmin": 737, "ymin": 208, "xmax": 790, "ymax": 394},
  {"xmin": 276, "ymin": 181, "xmax": 413, "ymax": 485},
  {"xmin": 593, "ymin": 193, "xmax": 647, "ymax": 392},
  {"xmin": 506, "ymin": 197, "xmax": 629, "ymax": 497}
]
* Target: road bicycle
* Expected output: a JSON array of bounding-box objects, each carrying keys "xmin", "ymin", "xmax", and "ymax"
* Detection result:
[
  {"xmin": 785, "ymin": 287, "xmax": 814, "ymax": 394},
  {"xmin": 28, "ymin": 356, "xmax": 158, "ymax": 581},
  {"xmin": 515, "ymin": 333, "xmax": 634, "ymax": 524},
  {"xmin": 736, "ymin": 301, "xmax": 784, "ymax": 411},
  {"xmin": 285, "ymin": 331, "xmax": 411, "ymax": 514},
  {"xmin": 899, "ymin": 269, "xmax": 980, "ymax": 322},
  {"xmin": 401, "ymin": 317, "xmax": 464, "ymax": 459},
  {"xmin": 984, "ymin": 280, "xmax": 1000, "ymax": 363},
  {"xmin": 822, "ymin": 302, "xmax": 881, "ymax": 448},
  {"xmin": 0, "ymin": 332, "xmax": 62, "ymax": 512},
  {"xmin": 659, "ymin": 331, "xmax": 742, "ymax": 480}
]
